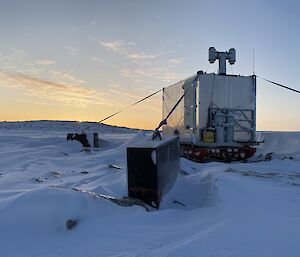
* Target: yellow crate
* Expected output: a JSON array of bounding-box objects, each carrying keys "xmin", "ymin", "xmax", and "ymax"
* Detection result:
[{"xmin": 203, "ymin": 130, "xmax": 215, "ymax": 143}]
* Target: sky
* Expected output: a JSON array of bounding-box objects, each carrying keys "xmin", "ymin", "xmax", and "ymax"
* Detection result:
[{"xmin": 0, "ymin": 0, "xmax": 300, "ymax": 130}]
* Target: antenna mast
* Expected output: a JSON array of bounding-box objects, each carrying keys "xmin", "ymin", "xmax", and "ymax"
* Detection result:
[
  {"xmin": 253, "ymin": 48, "xmax": 255, "ymax": 75},
  {"xmin": 208, "ymin": 47, "xmax": 236, "ymax": 75}
]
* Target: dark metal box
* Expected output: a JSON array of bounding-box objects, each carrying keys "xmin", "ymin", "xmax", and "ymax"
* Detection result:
[
  {"xmin": 66, "ymin": 132, "xmax": 99, "ymax": 148},
  {"xmin": 127, "ymin": 136, "xmax": 179, "ymax": 208}
]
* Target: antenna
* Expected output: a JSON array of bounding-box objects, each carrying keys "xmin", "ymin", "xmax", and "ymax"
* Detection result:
[
  {"xmin": 253, "ymin": 48, "xmax": 255, "ymax": 75},
  {"xmin": 208, "ymin": 47, "xmax": 236, "ymax": 75}
]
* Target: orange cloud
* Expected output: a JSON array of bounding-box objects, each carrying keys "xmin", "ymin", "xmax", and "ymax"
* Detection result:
[
  {"xmin": 0, "ymin": 71, "xmax": 119, "ymax": 108},
  {"xmin": 36, "ymin": 59, "xmax": 56, "ymax": 65}
]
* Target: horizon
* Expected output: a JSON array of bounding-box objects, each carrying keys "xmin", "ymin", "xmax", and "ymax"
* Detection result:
[
  {"xmin": 1, "ymin": 119, "xmax": 300, "ymax": 133},
  {"xmin": 1, "ymin": 0, "xmax": 300, "ymax": 130}
]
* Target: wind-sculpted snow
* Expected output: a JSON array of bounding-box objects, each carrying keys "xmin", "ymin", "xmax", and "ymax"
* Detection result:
[
  {"xmin": 0, "ymin": 124, "xmax": 299, "ymax": 257},
  {"xmin": 257, "ymin": 131, "xmax": 300, "ymax": 159}
]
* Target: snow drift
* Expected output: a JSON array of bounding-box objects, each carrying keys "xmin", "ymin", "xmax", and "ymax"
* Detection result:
[{"xmin": 0, "ymin": 121, "xmax": 299, "ymax": 257}]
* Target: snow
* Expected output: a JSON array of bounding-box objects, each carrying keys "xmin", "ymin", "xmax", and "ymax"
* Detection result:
[{"xmin": 0, "ymin": 121, "xmax": 299, "ymax": 257}]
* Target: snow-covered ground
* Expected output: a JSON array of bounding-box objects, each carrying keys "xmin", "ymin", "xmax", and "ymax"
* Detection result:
[{"xmin": 0, "ymin": 121, "xmax": 299, "ymax": 257}]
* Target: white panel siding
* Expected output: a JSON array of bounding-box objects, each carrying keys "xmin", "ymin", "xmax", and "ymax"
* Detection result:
[{"xmin": 163, "ymin": 73, "xmax": 256, "ymax": 143}]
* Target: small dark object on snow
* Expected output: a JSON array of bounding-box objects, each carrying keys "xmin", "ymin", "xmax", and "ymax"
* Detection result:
[
  {"xmin": 34, "ymin": 178, "xmax": 44, "ymax": 183},
  {"xmin": 67, "ymin": 133, "xmax": 90, "ymax": 147},
  {"xmin": 80, "ymin": 171, "xmax": 89, "ymax": 174},
  {"xmin": 265, "ymin": 152, "xmax": 273, "ymax": 161},
  {"xmin": 282, "ymin": 156, "xmax": 294, "ymax": 160},
  {"xmin": 108, "ymin": 164, "xmax": 122, "ymax": 170},
  {"xmin": 67, "ymin": 133, "xmax": 99, "ymax": 148},
  {"xmin": 66, "ymin": 219, "xmax": 78, "ymax": 230},
  {"xmin": 51, "ymin": 185, "xmax": 150, "ymax": 211},
  {"xmin": 93, "ymin": 133, "xmax": 99, "ymax": 148}
]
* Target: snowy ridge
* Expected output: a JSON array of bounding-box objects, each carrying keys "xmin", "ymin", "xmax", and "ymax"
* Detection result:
[{"xmin": 0, "ymin": 120, "xmax": 141, "ymax": 133}]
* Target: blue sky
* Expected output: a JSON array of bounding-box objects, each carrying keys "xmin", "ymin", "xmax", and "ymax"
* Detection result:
[{"xmin": 0, "ymin": 0, "xmax": 299, "ymax": 130}]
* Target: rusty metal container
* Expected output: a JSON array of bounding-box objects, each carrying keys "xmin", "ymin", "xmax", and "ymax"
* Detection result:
[{"xmin": 127, "ymin": 136, "xmax": 179, "ymax": 208}]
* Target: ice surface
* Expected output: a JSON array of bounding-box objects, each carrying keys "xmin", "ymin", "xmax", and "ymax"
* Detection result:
[{"xmin": 0, "ymin": 121, "xmax": 299, "ymax": 257}]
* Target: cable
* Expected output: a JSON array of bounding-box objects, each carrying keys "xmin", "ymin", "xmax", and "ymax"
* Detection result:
[
  {"xmin": 257, "ymin": 76, "xmax": 300, "ymax": 94},
  {"xmin": 99, "ymin": 88, "xmax": 162, "ymax": 123},
  {"xmin": 154, "ymin": 73, "xmax": 201, "ymax": 132},
  {"xmin": 83, "ymin": 88, "xmax": 162, "ymax": 131},
  {"xmin": 154, "ymin": 93, "xmax": 185, "ymax": 131}
]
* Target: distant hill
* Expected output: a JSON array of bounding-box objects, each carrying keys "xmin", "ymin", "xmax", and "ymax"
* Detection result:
[{"xmin": 0, "ymin": 120, "xmax": 143, "ymax": 133}]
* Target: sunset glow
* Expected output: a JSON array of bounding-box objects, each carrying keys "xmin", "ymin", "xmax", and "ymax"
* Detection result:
[{"xmin": 0, "ymin": 1, "xmax": 300, "ymax": 130}]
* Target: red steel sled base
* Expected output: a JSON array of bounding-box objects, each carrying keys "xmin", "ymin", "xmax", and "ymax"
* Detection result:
[{"xmin": 180, "ymin": 143, "xmax": 256, "ymax": 163}]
